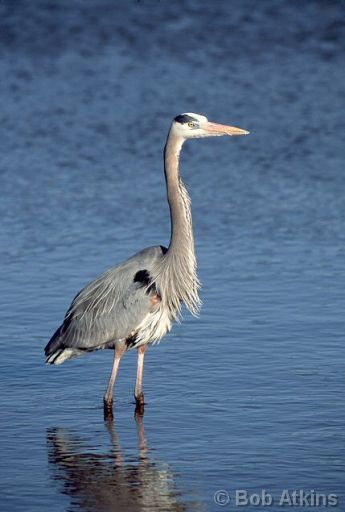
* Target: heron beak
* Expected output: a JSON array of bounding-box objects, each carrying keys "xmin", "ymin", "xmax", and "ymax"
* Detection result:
[{"xmin": 202, "ymin": 121, "xmax": 250, "ymax": 136}]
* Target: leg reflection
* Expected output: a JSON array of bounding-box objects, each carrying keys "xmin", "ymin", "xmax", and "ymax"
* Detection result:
[{"xmin": 47, "ymin": 415, "xmax": 200, "ymax": 512}]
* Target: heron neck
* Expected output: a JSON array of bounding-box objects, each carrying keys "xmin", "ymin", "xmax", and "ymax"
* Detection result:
[
  {"xmin": 164, "ymin": 133, "xmax": 192, "ymax": 254},
  {"xmin": 159, "ymin": 131, "xmax": 200, "ymax": 317}
]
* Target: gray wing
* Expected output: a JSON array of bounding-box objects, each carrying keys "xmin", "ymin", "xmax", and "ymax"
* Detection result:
[{"xmin": 45, "ymin": 246, "xmax": 165, "ymax": 356}]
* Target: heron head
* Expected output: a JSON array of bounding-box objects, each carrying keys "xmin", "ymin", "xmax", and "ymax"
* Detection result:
[{"xmin": 172, "ymin": 113, "xmax": 249, "ymax": 140}]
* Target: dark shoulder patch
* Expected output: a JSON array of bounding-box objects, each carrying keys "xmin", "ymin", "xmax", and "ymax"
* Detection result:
[
  {"xmin": 160, "ymin": 245, "xmax": 168, "ymax": 255},
  {"xmin": 134, "ymin": 269, "xmax": 150, "ymax": 285},
  {"xmin": 174, "ymin": 114, "xmax": 197, "ymax": 124}
]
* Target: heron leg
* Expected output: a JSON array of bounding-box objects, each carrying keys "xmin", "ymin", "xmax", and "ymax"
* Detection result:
[
  {"xmin": 134, "ymin": 344, "xmax": 148, "ymax": 411},
  {"xmin": 104, "ymin": 344, "xmax": 126, "ymax": 414}
]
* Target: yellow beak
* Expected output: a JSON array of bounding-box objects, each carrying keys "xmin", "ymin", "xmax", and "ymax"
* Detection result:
[{"xmin": 202, "ymin": 121, "xmax": 250, "ymax": 136}]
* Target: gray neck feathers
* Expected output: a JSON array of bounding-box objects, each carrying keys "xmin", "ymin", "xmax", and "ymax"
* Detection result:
[{"xmin": 152, "ymin": 132, "xmax": 201, "ymax": 320}]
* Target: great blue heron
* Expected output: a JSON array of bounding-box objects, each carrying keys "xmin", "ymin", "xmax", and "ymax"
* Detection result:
[{"xmin": 45, "ymin": 113, "xmax": 249, "ymax": 414}]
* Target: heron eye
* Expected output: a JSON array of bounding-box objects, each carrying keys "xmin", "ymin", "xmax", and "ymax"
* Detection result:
[{"xmin": 188, "ymin": 121, "xmax": 197, "ymax": 128}]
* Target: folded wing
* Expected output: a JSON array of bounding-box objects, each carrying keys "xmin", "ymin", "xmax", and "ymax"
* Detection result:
[{"xmin": 45, "ymin": 246, "xmax": 165, "ymax": 363}]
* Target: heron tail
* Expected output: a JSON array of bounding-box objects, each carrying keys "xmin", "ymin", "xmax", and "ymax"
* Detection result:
[
  {"xmin": 46, "ymin": 347, "xmax": 84, "ymax": 365},
  {"xmin": 44, "ymin": 325, "xmax": 84, "ymax": 365}
]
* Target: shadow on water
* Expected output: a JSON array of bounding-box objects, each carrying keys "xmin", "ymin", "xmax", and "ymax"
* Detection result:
[{"xmin": 46, "ymin": 415, "xmax": 202, "ymax": 512}]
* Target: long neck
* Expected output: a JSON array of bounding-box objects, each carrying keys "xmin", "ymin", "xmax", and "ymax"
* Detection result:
[
  {"xmin": 164, "ymin": 133, "xmax": 191, "ymax": 254},
  {"xmin": 152, "ymin": 131, "xmax": 201, "ymax": 317}
]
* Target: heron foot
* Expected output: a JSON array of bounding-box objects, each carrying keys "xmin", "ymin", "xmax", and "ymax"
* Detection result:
[
  {"xmin": 103, "ymin": 397, "xmax": 114, "ymax": 420},
  {"xmin": 134, "ymin": 391, "xmax": 145, "ymax": 406},
  {"xmin": 135, "ymin": 402, "xmax": 145, "ymax": 417},
  {"xmin": 134, "ymin": 392, "xmax": 145, "ymax": 415}
]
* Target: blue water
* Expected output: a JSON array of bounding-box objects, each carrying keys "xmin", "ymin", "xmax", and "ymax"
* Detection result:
[{"xmin": 1, "ymin": 1, "xmax": 345, "ymax": 510}]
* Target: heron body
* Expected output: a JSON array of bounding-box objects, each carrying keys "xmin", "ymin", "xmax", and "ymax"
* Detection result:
[
  {"xmin": 46, "ymin": 245, "xmax": 171, "ymax": 364},
  {"xmin": 44, "ymin": 112, "xmax": 249, "ymax": 414}
]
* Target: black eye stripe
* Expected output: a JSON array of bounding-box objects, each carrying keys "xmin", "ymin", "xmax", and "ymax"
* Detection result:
[{"xmin": 174, "ymin": 114, "xmax": 198, "ymax": 124}]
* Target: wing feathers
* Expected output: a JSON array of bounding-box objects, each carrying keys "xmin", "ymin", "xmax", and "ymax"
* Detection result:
[{"xmin": 45, "ymin": 246, "xmax": 165, "ymax": 357}]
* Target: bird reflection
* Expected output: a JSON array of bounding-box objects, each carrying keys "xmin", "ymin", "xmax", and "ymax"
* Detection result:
[{"xmin": 47, "ymin": 415, "xmax": 201, "ymax": 512}]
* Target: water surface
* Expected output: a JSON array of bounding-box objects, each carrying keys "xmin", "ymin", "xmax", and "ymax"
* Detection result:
[{"xmin": 1, "ymin": 1, "xmax": 345, "ymax": 511}]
